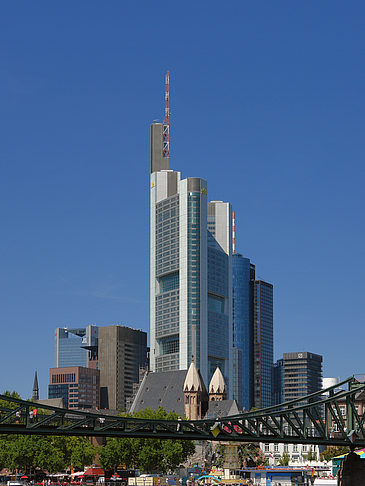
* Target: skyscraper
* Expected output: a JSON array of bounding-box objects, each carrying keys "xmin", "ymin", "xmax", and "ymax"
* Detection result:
[
  {"xmin": 150, "ymin": 122, "xmax": 233, "ymax": 390},
  {"xmin": 232, "ymin": 253, "xmax": 255, "ymax": 409},
  {"xmin": 98, "ymin": 325, "xmax": 148, "ymax": 410},
  {"xmin": 253, "ymin": 279, "xmax": 274, "ymax": 408},
  {"xmin": 54, "ymin": 325, "xmax": 98, "ymax": 368},
  {"xmin": 282, "ymin": 351, "xmax": 323, "ymax": 402}
]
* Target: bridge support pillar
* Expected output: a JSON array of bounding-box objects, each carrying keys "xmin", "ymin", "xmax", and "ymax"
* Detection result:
[{"xmin": 337, "ymin": 449, "xmax": 365, "ymax": 485}]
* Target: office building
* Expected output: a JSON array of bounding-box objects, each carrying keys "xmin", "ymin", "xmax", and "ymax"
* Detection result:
[
  {"xmin": 54, "ymin": 325, "xmax": 98, "ymax": 368},
  {"xmin": 272, "ymin": 358, "xmax": 284, "ymax": 405},
  {"xmin": 48, "ymin": 366, "xmax": 100, "ymax": 409},
  {"xmin": 282, "ymin": 352, "xmax": 323, "ymax": 402},
  {"xmin": 150, "ymin": 121, "xmax": 233, "ymax": 392},
  {"xmin": 253, "ymin": 280, "xmax": 274, "ymax": 408},
  {"xmin": 232, "ymin": 253, "xmax": 255, "ymax": 409},
  {"xmin": 98, "ymin": 325, "xmax": 148, "ymax": 411}
]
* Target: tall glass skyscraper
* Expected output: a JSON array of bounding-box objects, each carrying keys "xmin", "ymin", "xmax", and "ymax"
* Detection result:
[
  {"xmin": 55, "ymin": 325, "xmax": 98, "ymax": 368},
  {"xmin": 253, "ymin": 280, "xmax": 273, "ymax": 408},
  {"xmin": 232, "ymin": 253, "xmax": 255, "ymax": 409},
  {"xmin": 150, "ymin": 122, "xmax": 233, "ymax": 392}
]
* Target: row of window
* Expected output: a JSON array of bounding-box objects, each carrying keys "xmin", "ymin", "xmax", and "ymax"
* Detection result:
[{"xmin": 51, "ymin": 373, "xmax": 76, "ymax": 384}]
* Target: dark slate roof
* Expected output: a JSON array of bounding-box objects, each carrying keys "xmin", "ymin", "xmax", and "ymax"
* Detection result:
[
  {"xmin": 130, "ymin": 370, "xmax": 187, "ymax": 415},
  {"xmin": 206, "ymin": 400, "xmax": 240, "ymax": 419},
  {"xmin": 130, "ymin": 370, "xmax": 242, "ymax": 419}
]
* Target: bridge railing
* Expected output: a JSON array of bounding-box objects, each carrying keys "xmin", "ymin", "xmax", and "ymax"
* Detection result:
[{"xmin": 1, "ymin": 376, "xmax": 365, "ymax": 447}]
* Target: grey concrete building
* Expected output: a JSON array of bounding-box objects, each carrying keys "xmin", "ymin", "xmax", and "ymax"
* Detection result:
[{"xmin": 98, "ymin": 325, "xmax": 148, "ymax": 411}]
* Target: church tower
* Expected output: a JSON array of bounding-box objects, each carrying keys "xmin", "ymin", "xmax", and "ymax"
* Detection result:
[
  {"xmin": 32, "ymin": 371, "xmax": 39, "ymax": 401},
  {"xmin": 183, "ymin": 360, "xmax": 207, "ymax": 420},
  {"xmin": 209, "ymin": 367, "xmax": 227, "ymax": 401}
]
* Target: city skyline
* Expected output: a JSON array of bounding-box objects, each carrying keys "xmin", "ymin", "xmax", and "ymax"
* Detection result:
[{"xmin": 1, "ymin": 2, "xmax": 364, "ymax": 399}]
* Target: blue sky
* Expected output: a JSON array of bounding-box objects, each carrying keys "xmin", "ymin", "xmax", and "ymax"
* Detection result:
[{"xmin": 1, "ymin": 1, "xmax": 364, "ymax": 399}]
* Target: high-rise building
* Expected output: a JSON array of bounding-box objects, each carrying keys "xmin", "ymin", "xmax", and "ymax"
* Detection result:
[
  {"xmin": 54, "ymin": 325, "xmax": 98, "ymax": 368},
  {"xmin": 282, "ymin": 352, "xmax": 323, "ymax": 402},
  {"xmin": 232, "ymin": 253, "xmax": 255, "ymax": 409},
  {"xmin": 150, "ymin": 122, "xmax": 233, "ymax": 392},
  {"xmin": 48, "ymin": 366, "xmax": 100, "ymax": 409},
  {"xmin": 207, "ymin": 201, "xmax": 233, "ymax": 388},
  {"xmin": 253, "ymin": 280, "xmax": 273, "ymax": 408},
  {"xmin": 98, "ymin": 325, "xmax": 148, "ymax": 411},
  {"xmin": 272, "ymin": 358, "xmax": 284, "ymax": 405}
]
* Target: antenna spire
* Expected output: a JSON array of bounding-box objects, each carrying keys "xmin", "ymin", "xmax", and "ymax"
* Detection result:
[{"xmin": 163, "ymin": 71, "xmax": 170, "ymax": 158}]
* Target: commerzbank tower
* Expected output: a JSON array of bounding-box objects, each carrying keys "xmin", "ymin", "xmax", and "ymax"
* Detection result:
[{"xmin": 149, "ymin": 72, "xmax": 233, "ymax": 396}]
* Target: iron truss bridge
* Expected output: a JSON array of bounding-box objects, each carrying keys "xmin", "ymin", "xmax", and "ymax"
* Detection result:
[{"xmin": 1, "ymin": 377, "xmax": 365, "ymax": 447}]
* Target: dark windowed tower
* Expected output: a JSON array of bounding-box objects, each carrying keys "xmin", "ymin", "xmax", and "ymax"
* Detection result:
[
  {"xmin": 253, "ymin": 280, "xmax": 273, "ymax": 408},
  {"xmin": 232, "ymin": 253, "xmax": 255, "ymax": 409},
  {"xmin": 282, "ymin": 352, "xmax": 323, "ymax": 402}
]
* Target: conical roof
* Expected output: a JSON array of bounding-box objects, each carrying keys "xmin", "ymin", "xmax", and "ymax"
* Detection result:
[
  {"xmin": 33, "ymin": 371, "xmax": 39, "ymax": 392},
  {"xmin": 32, "ymin": 370, "xmax": 39, "ymax": 401},
  {"xmin": 183, "ymin": 360, "xmax": 204, "ymax": 392},
  {"xmin": 209, "ymin": 367, "xmax": 226, "ymax": 394}
]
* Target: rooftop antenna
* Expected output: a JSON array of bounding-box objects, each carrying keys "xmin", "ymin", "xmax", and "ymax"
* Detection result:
[{"xmin": 162, "ymin": 71, "xmax": 170, "ymax": 158}]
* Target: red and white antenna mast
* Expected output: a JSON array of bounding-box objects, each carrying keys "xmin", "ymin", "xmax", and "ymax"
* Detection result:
[{"xmin": 163, "ymin": 70, "xmax": 170, "ymax": 158}]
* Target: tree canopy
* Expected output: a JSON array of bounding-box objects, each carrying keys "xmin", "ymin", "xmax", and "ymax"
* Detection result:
[
  {"xmin": 99, "ymin": 407, "xmax": 195, "ymax": 473},
  {"xmin": 320, "ymin": 446, "xmax": 350, "ymax": 462},
  {"xmin": 0, "ymin": 434, "xmax": 97, "ymax": 473}
]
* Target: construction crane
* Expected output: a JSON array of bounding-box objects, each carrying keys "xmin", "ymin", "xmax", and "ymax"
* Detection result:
[{"xmin": 162, "ymin": 70, "xmax": 169, "ymax": 158}]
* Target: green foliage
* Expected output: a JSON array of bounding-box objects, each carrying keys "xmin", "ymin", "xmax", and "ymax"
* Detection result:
[
  {"xmin": 277, "ymin": 451, "xmax": 290, "ymax": 466},
  {"xmin": 237, "ymin": 443, "xmax": 268, "ymax": 467},
  {"xmin": 99, "ymin": 407, "xmax": 195, "ymax": 473},
  {"xmin": 305, "ymin": 448, "xmax": 317, "ymax": 462},
  {"xmin": 0, "ymin": 434, "xmax": 97, "ymax": 473},
  {"xmin": 320, "ymin": 446, "xmax": 350, "ymax": 462},
  {"xmin": 0, "ymin": 391, "xmax": 22, "ymax": 411}
]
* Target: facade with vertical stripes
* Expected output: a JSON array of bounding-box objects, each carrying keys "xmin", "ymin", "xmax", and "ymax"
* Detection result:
[{"xmin": 150, "ymin": 123, "xmax": 232, "ymax": 393}]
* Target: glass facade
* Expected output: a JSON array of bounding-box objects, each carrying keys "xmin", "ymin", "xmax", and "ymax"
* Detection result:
[
  {"xmin": 187, "ymin": 193, "xmax": 201, "ymax": 369},
  {"xmin": 155, "ymin": 194, "xmax": 180, "ymax": 371},
  {"xmin": 272, "ymin": 358, "xmax": 284, "ymax": 405},
  {"xmin": 232, "ymin": 253, "xmax": 255, "ymax": 410},
  {"xmin": 55, "ymin": 326, "xmax": 98, "ymax": 369},
  {"xmin": 253, "ymin": 280, "xmax": 273, "ymax": 408},
  {"xmin": 282, "ymin": 352, "xmax": 323, "ymax": 402},
  {"xmin": 207, "ymin": 242, "xmax": 230, "ymax": 384}
]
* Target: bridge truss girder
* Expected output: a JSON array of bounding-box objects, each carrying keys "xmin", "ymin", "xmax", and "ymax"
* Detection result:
[{"xmin": 1, "ymin": 377, "xmax": 365, "ymax": 447}]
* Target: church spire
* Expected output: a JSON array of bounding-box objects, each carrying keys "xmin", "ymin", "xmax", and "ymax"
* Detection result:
[{"xmin": 32, "ymin": 371, "xmax": 39, "ymax": 401}]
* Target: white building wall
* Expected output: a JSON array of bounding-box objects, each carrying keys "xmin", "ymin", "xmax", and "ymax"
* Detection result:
[{"xmin": 260, "ymin": 442, "xmax": 323, "ymax": 467}]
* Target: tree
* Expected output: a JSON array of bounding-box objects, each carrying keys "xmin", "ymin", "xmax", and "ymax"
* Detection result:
[
  {"xmin": 64, "ymin": 437, "xmax": 97, "ymax": 470},
  {"xmin": 320, "ymin": 446, "xmax": 349, "ymax": 463},
  {"xmin": 0, "ymin": 434, "xmax": 97, "ymax": 473},
  {"xmin": 277, "ymin": 452, "xmax": 290, "ymax": 466},
  {"xmin": 305, "ymin": 448, "xmax": 317, "ymax": 462},
  {"xmin": 99, "ymin": 407, "xmax": 195, "ymax": 473},
  {"xmin": 238, "ymin": 443, "xmax": 268, "ymax": 467}
]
